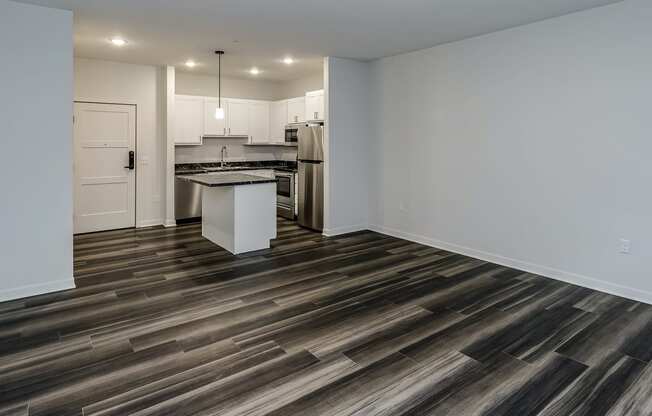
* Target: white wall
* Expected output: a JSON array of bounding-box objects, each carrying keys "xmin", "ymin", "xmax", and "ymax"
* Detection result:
[
  {"xmin": 176, "ymin": 72, "xmax": 283, "ymax": 100},
  {"xmin": 176, "ymin": 71, "xmax": 323, "ymax": 101},
  {"xmin": 0, "ymin": 1, "xmax": 74, "ymax": 301},
  {"xmin": 278, "ymin": 73, "xmax": 324, "ymax": 99},
  {"xmin": 75, "ymin": 58, "xmax": 164, "ymax": 227},
  {"xmin": 161, "ymin": 66, "xmax": 176, "ymax": 227},
  {"xmin": 368, "ymin": 0, "xmax": 652, "ymax": 303},
  {"xmin": 324, "ymin": 57, "xmax": 372, "ymax": 236}
]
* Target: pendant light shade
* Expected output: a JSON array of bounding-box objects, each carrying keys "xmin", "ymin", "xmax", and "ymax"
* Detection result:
[{"xmin": 215, "ymin": 50, "xmax": 225, "ymax": 120}]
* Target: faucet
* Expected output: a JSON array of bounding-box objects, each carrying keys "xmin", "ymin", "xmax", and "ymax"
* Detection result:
[{"xmin": 220, "ymin": 145, "xmax": 228, "ymax": 168}]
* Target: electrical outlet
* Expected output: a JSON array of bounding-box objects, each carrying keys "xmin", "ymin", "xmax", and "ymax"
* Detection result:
[{"xmin": 620, "ymin": 239, "xmax": 631, "ymax": 254}]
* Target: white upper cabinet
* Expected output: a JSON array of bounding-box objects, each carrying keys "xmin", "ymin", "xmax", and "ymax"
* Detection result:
[
  {"xmin": 305, "ymin": 90, "xmax": 324, "ymax": 121},
  {"xmin": 248, "ymin": 102, "xmax": 270, "ymax": 144},
  {"xmin": 175, "ymin": 95, "xmax": 204, "ymax": 145},
  {"xmin": 174, "ymin": 93, "xmax": 324, "ymax": 146},
  {"xmin": 203, "ymin": 98, "xmax": 227, "ymax": 136},
  {"xmin": 287, "ymin": 97, "xmax": 306, "ymax": 124},
  {"xmin": 227, "ymin": 100, "xmax": 249, "ymax": 136},
  {"xmin": 270, "ymin": 100, "xmax": 288, "ymax": 143}
]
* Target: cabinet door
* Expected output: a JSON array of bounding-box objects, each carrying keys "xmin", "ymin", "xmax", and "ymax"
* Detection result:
[
  {"xmin": 270, "ymin": 100, "xmax": 287, "ymax": 142},
  {"xmin": 174, "ymin": 95, "xmax": 204, "ymax": 145},
  {"xmin": 227, "ymin": 101, "xmax": 249, "ymax": 136},
  {"xmin": 248, "ymin": 102, "xmax": 270, "ymax": 143},
  {"xmin": 204, "ymin": 98, "xmax": 227, "ymax": 136},
  {"xmin": 287, "ymin": 97, "xmax": 306, "ymax": 124},
  {"xmin": 305, "ymin": 90, "xmax": 324, "ymax": 121}
]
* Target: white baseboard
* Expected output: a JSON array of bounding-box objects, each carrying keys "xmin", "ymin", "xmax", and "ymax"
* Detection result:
[
  {"xmin": 368, "ymin": 223, "xmax": 652, "ymax": 305},
  {"xmin": 163, "ymin": 219, "xmax": 177, "ymax": 228},
  {"xmin": 323, "ymin": 224, "xmax": 368, "ymax": 237},
  {"xmin": 0, "ymin": 278, "xmax": 75, "ymax": 303},
  {"xmin": 137, "ymin": 219, "xmax": 164, "ymax": 228}
]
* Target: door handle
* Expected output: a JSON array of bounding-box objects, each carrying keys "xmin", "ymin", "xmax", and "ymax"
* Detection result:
[{"xmin": 124, "ymin": 150, "xmax": 135, "ymax": 170}]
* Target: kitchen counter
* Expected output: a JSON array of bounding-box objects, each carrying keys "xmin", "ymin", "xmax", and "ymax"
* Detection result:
[
  {"xmin": 242, "ymin": 143, "xmax": 298, "ymax": 147},
  {"xmin": 175, "ymin": 161, "xmax": 297, "ymax": 176},
  {"xmin": 180, "ymin": 172, "xmax": 277, "ymax": 255},
  {"xmin": 177, "ymin": 173, "xmax": 278, "ymax": 187}
]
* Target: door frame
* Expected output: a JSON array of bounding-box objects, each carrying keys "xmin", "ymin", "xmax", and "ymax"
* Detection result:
[{"xmin": 73, "ymin": 101, "xmax": 138, "ymax": 234}]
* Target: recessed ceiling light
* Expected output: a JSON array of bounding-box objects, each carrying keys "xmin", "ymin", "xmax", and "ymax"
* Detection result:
[
  {"xmin": 249, "ymin": 67, "xmax": 260, "ymax": 75},
  {"xmin": 185, "ymin": 60, "xmax": 197, "ymax": 68},
  {"xmin": 110, "ymin": 37, "xmax": 127, "ymax": 47},
  {"xmin": 282, "ymin": 57, "xmax": 294, "ymax": 65}
]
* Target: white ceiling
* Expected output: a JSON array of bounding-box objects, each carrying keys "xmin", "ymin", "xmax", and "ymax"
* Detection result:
[{"xmin": 17, "ymin": 0, "xmax": 622, "ymax": 81}]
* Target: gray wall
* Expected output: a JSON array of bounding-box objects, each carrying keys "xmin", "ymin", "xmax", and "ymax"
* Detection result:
[
  {"xmin": 324, "ymin": 58, "xmax": 372, "ymax": 235},
  {"xmin": 0, "ymin": 1, "xmax": 74, "ymax": 301},
  {"xmin": 368, "ymin": 0, "xmax": 652, "ymax": 303}
]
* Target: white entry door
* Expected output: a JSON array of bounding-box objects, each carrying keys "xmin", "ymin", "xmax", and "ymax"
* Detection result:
[{"xmin": 73, "ymin": 102, "xmax": 136, "ymax": 234}]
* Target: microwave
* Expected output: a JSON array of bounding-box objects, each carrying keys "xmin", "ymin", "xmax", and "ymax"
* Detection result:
[{"xmin": 285, "ymin": 126, "xmax": 299, "ymax": 143}]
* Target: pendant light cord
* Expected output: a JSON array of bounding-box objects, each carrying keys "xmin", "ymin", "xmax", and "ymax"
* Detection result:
[{"xmin": 218, "ymin": 52, "xmax": 221, "ymax": 108}]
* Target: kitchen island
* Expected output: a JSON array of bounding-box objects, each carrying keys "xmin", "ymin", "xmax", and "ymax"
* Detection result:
[{"xmin": 176, "ymin": 173, "xmax": 278, "ymax": 254}]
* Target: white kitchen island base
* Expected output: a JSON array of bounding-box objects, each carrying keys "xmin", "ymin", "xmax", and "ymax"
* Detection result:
[{"xmin": 201, "ymin": 182, "xmax": 277, "ymax": 254}]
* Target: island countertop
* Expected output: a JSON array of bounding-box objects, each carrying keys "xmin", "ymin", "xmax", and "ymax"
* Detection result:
[{"xmin": 177, "ymin": 173, "xmax": 278, "ymax": 187}]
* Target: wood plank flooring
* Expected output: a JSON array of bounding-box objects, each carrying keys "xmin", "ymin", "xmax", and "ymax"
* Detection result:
[{"xmin": 1, "ymin": 218, "xmax": 652, "ymax": 415}]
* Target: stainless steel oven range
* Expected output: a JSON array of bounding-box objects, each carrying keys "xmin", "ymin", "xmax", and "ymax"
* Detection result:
[{"xmin": 274, "ymin": 170, "xmax": 296, "ymax": 220}]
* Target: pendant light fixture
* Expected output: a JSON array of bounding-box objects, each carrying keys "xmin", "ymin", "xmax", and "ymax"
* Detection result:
[{"xmin": 214, "ymin": 50, "xmax": 225, "ymax": 120}]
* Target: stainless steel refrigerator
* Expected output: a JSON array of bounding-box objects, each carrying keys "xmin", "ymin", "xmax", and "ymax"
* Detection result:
[{"xmin": 297, "ymin": 124, "xmax": 324, "ymax": 231}]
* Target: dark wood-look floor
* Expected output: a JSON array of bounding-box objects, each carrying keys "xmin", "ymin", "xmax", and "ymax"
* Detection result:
[{"xmin": 1, "ymin": 219, "xmax": 651, "ymax": 415}]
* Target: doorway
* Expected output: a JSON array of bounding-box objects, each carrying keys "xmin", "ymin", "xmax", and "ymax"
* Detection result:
[{"xmin": 73, "ymin": 102, "xmax": 136, "ymax": 234}]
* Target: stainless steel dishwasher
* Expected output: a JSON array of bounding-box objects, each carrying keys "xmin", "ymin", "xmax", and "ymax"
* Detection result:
[{"xmin": 175, "ymin": 176, "xmax": 203, "ymax": 220}]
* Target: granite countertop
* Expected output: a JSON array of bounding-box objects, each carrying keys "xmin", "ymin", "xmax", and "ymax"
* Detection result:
[
  {"xmin": 242, "ymin": 143, "xmax": 298, "ymax": 147},
  {"xmin": 175, "ymin": 161, "xmax": 297, "ymax": 176},
  {"xmin": 177, "ymin": 173, "xmax": 278, "ymax": 187}
]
